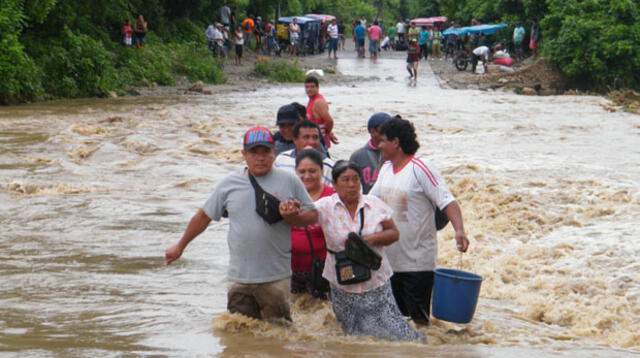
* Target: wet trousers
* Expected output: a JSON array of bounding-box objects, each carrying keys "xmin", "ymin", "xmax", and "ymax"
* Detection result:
[{"xmin": 390, "ymin": 271, "xmax": 434, "ymax": 321}]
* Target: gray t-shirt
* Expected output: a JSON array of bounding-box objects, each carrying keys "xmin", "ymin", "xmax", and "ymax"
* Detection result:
[
  {"xmin": 220, "ymin": 6, "xmax": 231, "ymax": 25},
  {"xmin": 203, "ymin": 167, "xmax": 315, "ymax": 284},
  {"xmin": 349, "ymin": 141, "xmax": 383, "ymax": 195}
]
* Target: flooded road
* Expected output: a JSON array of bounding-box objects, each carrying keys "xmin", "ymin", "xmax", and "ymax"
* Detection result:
[{"xmin": 1, "ymin": 51, "xmax": 639, "ymax": 357}]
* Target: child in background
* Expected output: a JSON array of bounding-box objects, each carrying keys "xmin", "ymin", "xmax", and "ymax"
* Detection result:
[
  {"xmin": 406, "ymin": 39, "xmax": 420, "ymax": 79},
  {"xmin": 122, "ymin": 20, "xmax": 133, "ymax": 46},
  {"xmin": 234, "ymin": 29, "xmax": 244, "ymax": 65}
]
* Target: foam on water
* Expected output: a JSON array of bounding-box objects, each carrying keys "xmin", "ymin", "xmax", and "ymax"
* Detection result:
[{"xmin": 1, "ymin": 55, "xmax": 639, "ymax": 356}]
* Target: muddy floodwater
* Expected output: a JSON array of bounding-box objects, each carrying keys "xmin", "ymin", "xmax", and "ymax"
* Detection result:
[{"xmin": 1, "ymin": 54, "xmax": 639, "ymax": 357}]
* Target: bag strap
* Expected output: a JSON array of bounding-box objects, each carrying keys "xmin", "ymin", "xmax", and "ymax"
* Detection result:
[
  {"xmin": 304, "ymin": 227, "xmax": 319, "ymax": 259},
  {"xmin": 328, "ymin": 207, "xmax": 365, "ymax": 256},
  {"xmin": 248, "ymin": 171, "xmax": 260, "ymax": 191},
  {"xmin": 358, "ymin": 207, "xmax": 365, "ymax": 236}
]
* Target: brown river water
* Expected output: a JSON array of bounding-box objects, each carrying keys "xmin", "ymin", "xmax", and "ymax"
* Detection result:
[{"xmin": 1, "ymin": 54, "xmax": 639, "ymax": 357}]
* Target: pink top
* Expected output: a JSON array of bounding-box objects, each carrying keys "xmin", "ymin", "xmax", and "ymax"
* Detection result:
[
  {"xmin": 123, "ymin": 25, "xmax": 133, "ymax": 38},
  {"xmin": 368, "ymin": 25, "xmax": 382, "ymax": 40},
  {"xmin": 315, "ymin": 193, "xmax": 394, "ymax": 293}
]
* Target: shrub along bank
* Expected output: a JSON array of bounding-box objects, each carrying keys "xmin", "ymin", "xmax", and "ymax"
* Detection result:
[
  {"xmin": 254, "ymin": 59, "xmax": 306, "ymax": 83},
  {"xmin": 0, "ymin": 1, "xmax": 225, "ymax": 104}
]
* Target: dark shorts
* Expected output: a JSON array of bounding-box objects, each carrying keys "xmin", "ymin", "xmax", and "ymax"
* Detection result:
[
  {"xmin": 227, "ymin": 277, "xmax": 291, "ymax": 321},
  {"xmin": 515, "ymin": 42, "xmax": 524, "ymax": 54},
  {"xmin": 357, "ymin": 38, "xmax": 365, "ymax": 48},
  {"xmin": 406, "ymin": 54, "xmax": 419, "ymax": 63},
  {"xmin": 390, "ymin": 271, "xmax": 434, "ymax": 320},
  {"xmin": 235, "ymin": 44, "xmax": 243, "ymax": 57},
  {"xmin": 369, "ymin": 39, "xmax": 379, "ymax": 53},
  {"xmin": 328, "ymin": 38, "xmax": 339, "ymax": 50},
  {"xmin": 134, "ymin": 32, "xmax": 146, "ymax": 44}
]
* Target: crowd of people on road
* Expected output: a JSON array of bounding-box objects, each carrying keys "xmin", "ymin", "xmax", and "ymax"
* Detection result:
[
  {"xmin": 122, "ymin": 9, "xmax": 540, "ymax": 76},
  {"xmin": 165, "ymin": 75, "xmax": 471, "ymax": 342}
]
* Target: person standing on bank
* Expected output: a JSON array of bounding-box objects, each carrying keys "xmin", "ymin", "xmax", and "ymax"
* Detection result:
[
  {"xmin": 314, "ymin": 161, "xmax": 424, "ymax": 341},
  {"xmin": 220, "ymin": 5, "xmax": 231, "ymax": 28},
  {"xmin": 513, "ymin": 21, "xmax": 526, "ymax": 61},
  {"xmin": 165, "ymin": 127, "xmax": 318, "ymax": 322},
  {"xmin": 327, "ymin": 18, "xmax": 339, "ymax": 60},
  {"xmin": 134, "ymin": 14, "xmax": 148, "ymax": 48},
  {"xmin": 349, "ymin": 112, "xmax": 390, "ymax": 194},
  {"xmin": 370, "ymin": 116, "xmax": 470, "ymax": 326},
  {"xmin": 305, "ymin": 76, "xmax": 338, "ymax": 150}
]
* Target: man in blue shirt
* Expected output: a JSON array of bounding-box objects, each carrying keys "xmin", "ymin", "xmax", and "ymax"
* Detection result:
[
  {"xmin": 354, "ymin": 20, "xmax": 366, "ymax": 58},
  {"xmin": 513, "ymin": 22, "xmax": 526, "ymax": 61},
  {"xmin": 418, "ymin": 26, "xmax": 430, "ymax": 60}
]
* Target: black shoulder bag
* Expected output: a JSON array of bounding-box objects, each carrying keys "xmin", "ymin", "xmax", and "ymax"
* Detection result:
[
  {"xmin": 412, "ymin": 165, "xmax": 449, "ymax": 230},
  {"xmin": 248, "ymin": 172, "xmax": 283, "ymax": 224},
  {"xmin": 305, "ymin": 227, "xmax": 330, "ymax": 292},
  {"xmin": 329, "ymin": 208, "xmax": 371, "ymax": 285}
]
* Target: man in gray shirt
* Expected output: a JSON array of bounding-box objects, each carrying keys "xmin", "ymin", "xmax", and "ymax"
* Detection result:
[
  {"xmin": 349, "ymin": 112, "xmax": 390, "ymax": 194},
  {"xmin": 220, "ymin": 5, "xmax": 231, "ymax": 27},
  {"xmin": 165, "ymin": 126, "xmax": 317, "ymax": 322}
]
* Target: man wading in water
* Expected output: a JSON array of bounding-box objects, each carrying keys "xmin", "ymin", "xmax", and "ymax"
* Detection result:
[
  {"xmin": 165, "ymin": 127, "xmax": 318, "ymax": 322},
  {"xmin": 305, "ymin": 76, "xmax": 338, "ymax": 151},
  {"xmin": 370, "ymin": 116, "xmax": 469, "ymax": 326}
]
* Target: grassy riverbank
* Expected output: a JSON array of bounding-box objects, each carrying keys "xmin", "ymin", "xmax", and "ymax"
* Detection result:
[{"xmin": 1, "ymin": 33, "xmax": 225, "ymax": 104}]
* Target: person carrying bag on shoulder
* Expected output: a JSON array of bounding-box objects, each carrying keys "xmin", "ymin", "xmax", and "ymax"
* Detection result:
[{"xmin": 314, "ymin": 160, "xmax": 424, "ymax": 342}]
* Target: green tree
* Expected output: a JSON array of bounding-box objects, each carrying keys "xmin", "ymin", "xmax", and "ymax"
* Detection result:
[{"xmin": 542, "ymin": 0, "xmax": 640, "ymax": 89}]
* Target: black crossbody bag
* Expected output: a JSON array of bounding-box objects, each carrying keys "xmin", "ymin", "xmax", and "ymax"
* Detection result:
[
  {"xmin": 248, "ymin": 172, "xmax": 283, "ymax": 224},
  {"xmin": 305, "ymin": 227, "xmax": 330, "ymax": 292},
  {"xmin": 329, "ymin": 208, "xmax": 371, "ymax": 285}
]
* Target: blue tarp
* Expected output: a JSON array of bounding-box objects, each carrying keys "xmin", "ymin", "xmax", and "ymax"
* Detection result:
[
  {"xmin": 442, "ymin": 24, "xmax": 508, "ymax": 36},
  {"xmin": 278, "ymin": 16, "xmax": 320, "ymax": 25}
]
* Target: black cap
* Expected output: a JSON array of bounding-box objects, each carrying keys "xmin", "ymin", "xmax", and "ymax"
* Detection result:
[{"xmin": 276, "ymin": 104, "xmax": 300, "ymax": 125}]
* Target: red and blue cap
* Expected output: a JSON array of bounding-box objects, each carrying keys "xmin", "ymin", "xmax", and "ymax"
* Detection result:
[{"xmin": 243, "ymin": 126, "xmax": 275, "ymax": 150}]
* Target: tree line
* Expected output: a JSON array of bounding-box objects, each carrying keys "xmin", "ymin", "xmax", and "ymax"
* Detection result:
[{"xmin": 1, "ymin": 0, "xmax": 639, "ymax": 104}]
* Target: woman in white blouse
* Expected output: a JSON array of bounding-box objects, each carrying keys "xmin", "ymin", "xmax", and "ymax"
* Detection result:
[{"xmin": 315, "ymin": 160, "xmax": 423, "ymax": 341}]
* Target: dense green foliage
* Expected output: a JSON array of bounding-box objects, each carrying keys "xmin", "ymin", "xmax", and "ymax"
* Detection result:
[
  {"xmin": 428, "ymin": 0, "xmax": 640, "ymax": 89},
  {"xmin": 1, "ymin": 0, "xmax": 639, "ymax": 103},
  {"xmin": 254, "ymin": 59, "xmax": 306, "ymax": 82},
  {"xmin": 0, "ymin": 0, "xmax": 224, "ymax": 104},
  {"xmin": 542, "ymin": 0, "xmax": 640, "ymax": 89}
]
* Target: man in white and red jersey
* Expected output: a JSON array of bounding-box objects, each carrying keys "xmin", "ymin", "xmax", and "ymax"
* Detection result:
[
  {"xmin": 304, "ymin": 76, "xmax": 338, "ymax": 150},
  {"xmin": 369, "ymin": 115, "xmax": 469, "ymax": 326}
]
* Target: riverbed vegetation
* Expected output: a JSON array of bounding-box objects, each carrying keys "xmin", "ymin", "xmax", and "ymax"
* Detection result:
[
  {"xmin": 1, "ymin": 0, "xmax": 639, "ymax": 104},
  {"xmin": 254, "ymin": 59, "xmax": 306, "ymax": 83}
]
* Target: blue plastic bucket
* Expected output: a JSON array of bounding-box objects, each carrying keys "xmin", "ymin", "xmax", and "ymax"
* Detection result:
[{"xmin": 432, "ymin": 268, "xmax": 483, "ymax": 323}]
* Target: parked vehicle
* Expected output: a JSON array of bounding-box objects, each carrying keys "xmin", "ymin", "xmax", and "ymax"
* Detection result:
[{"xmin": 277, "ymin": 16, "xmax": 322, "ymax": 56}]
